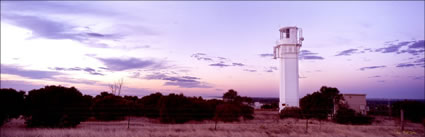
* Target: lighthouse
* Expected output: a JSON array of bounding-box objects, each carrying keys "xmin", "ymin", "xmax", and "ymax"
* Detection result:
[{"xmin": 273, "ymin": 26, "xmax": 304, "ymax": 111}]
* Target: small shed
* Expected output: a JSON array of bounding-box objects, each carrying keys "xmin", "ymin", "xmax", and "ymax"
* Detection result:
[{"xmin": 341, "ymin": 94, "xmax": 367, "ymax": 115}]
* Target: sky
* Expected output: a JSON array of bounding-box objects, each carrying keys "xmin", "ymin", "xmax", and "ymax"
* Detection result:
[{"xmin": 1, "ymin": 1, "xmax": 424, "ymax": 99}]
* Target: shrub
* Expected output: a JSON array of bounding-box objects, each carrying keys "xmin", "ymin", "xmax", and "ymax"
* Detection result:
[
  {"xmin": 158, "ymin": 94, "xmax": 215, "ymax": 123},
  {"xmin": 300, "ymin": 86, "xmax": 343, "ymax": 120},
  {"xmin": 0, "ymin": 88, "xmax": 25, "ymax": 126},
  {"xmin": 334, "ymin": 107, "xmax": 374, "ymax": 125},
  {"xmin": 392, "ymin": 100, "xmax": 425, "ymax": 123},
  {"xmin": 261, "ymin": 103, "xmax": 278, "ymax": 110},
  {"xmin": 24, "ymin": 85, "xmax": 90, "ymax": 127},
  {"xmin": 214, "ymin": 103, "xmax": 241, "ymax": 122},
  {"xmin": 241, "ymin": 104, "xmax": 254, "ymax": 120},
  {"xmin": 138, "ymin": 93, "xmax": 162, "ymax": 118},
  {"xmin": 280, "ymin": 107, "xmax": 302, "ymax": 119},
  {"xmin": 92, "ymin": 92, "xmax": 128, "ymax": 121}
]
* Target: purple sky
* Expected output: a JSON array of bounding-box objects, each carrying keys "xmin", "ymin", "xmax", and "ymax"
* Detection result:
[{"xmin": 1, "ymin": 1, "xmax": 424, "ymax": 99}]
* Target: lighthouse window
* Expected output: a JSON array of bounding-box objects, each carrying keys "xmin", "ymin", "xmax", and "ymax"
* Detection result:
[{"xmin": 286, "ymin": 29, "xmax": 290, "ymax": 38}]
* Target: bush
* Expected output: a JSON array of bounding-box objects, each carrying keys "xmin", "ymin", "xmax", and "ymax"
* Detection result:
[
  {"xmin": 280, "ymin": 107, "xmax": 302, "ymax": 119},
  {"xmin": 158, "ymin": 94, "xmax": 215, "ymax": 123},
  {"xmin": 24, "ymin": 85, "xmax": 90, "ymax": 127},
  {"xmin": 300, "ymin": 86, "xmax": 343, "ymax": 120},
  {"xmin": 0, "ymin": 88, "xmax": 25, "ymax": 126},
  {"xmin": 241, "ymin": 104, "xmax": 254, "ymax": 120},
  {"xmin": 214, "ymin": 103, "xmax": 241, "ymax": 122},
  {"xmin": 334, "ymin": 107, "xmax": 374, "ymax": 125},
  {"xmin": 261, "ymin": 103, "xmax": 278, "ymax": 110},
  {"xmin": 138, "ymin": 93, "xmax": 162, "ymax": 118},
  {"xmin": 392, "ymin": 100, "xmax": 425, "ymax": 123},
  {"xmin": 92, "ymin": 92, "xmax": 128, "ymax": 121}
]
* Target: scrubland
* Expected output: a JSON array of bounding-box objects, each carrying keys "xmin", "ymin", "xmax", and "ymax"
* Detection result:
[{"xmin": 1, "ymin": 110, "xmax": 423, "ymax": 137}]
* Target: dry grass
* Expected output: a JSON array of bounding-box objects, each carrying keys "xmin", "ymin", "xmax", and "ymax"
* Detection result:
[{"xmin": 1, "ymin": 110, "xmax": 424, "ymax": 137}]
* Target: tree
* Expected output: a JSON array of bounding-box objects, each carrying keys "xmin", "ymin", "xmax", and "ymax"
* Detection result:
[
  {"xmin": 214, "ymin": 89, "xmax": 254, "ymax": 129},
  {"xmin": 392, "ymin": 100, "xmax": 425, "ymax": 123},
  {"xmin": 299, "ymin": 86, "xmax": 343, "ymax": 120},
  {"xmin": 138, "ymin": 92, "xmax": 163, "ymax": 118},
  {"xmin": 24, "ymin": 85, "xmax": 90, "ymax": 127},
  {"xmin": 109, "ymin": 78, "xmax": 123, "ymax": 96},
  {"xmin": 334, "ymin": 106, "xmax": 374, "ymax": 125},
  {"xmin": 280, "ymin": 107, "xmax": 302, "ymax": 119},
  {"xmin": 91, "ymin": 92, "xmax": 128, "ymax": 121},
  {"xmin": 223, "ymin": 89, "xmax": 238, "ymax": 102},
  {"xmin": 0, "ymin": 88, "xmax": 25, "ymax": 126},
  {"xmin": 214, "ymin": 103, "xmax": 241, "ymax": 122}
]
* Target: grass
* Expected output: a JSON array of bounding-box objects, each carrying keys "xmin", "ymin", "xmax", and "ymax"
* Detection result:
[{"xmin": 1, "ymin": 110, "xmax": 424, "ymax": 137}]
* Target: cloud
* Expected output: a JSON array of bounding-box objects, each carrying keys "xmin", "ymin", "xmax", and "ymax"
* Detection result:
[
  {"xmin": 191, "ymin": 53, "xmax": 245, "ymax": 68},
  {"xmin": 2, "ymin": 14, "xmax": 83, "ymax": 40},
  {"xmin": 1, "ymin": 13, "xmax": 121, "ymax": 48},
  {"xmin": 375, "ymin": 41, "xmax": 411, "ymax": 53},
  {"xmin": 265, "ymin": 67, "xmax": 278, "ymax": 73},
  {"xmin": 243, "ymin": 69, "xmax": 257, "ymax": 72},
  {"xmin": 0, "ymin": 80, "xmax": 45, "ymax": 92},
  {"xmin": 414, "ymin": 58, "xmax": 425, "ymax": 64},
  {"xmin": 410, "ymin": 76, "xmax": 425, "ymax": 80},
  {"xmin": 1, "ymin": 1, "xmax": 117, "ymax": 17},
  {"xmin": 375, "ymin": 40, "xmax": 424, "ymax": 56},
  {"xmin": 299, "ymin": 50, "xmax": 324, "ymax": 60},
  {"xmin": 143, "ymin": 73, "xmax": 211, "ymax": 88},
  {"xmin": 1, "ymin": 64, "xmax": 62, "ymax": 79},
  {"xmin": 396, "ymin": 62, "xmax": 424, "ymax": 68},
  {"xmin": 396, "ymin": 63, "xmax": 416, "ymax": 68},
  {"xmin": 164, "ymin": 81, "xmax": 211, "ymax": 88},
  {"xmin": 261, "ymin": 50, "xmax": 324, "ymax": 60},
  {"xmin": 408, "ymin": 40, "xmax": 425, "ymax": 49},
  {"xmin": 335, "ymin": 49, "xmax": 358, "ymax": 56},
  {"xmin": 191, "ymin": 53, "xmax": 213, "ymax": 61},
  {"xmin": 1, "ymin": 65, "xmax": 101, "ymax": 86},
  {"xmin": 259, "ymin": 53, "xmax": 274, "ymax": 58},
  {"xmin": 368, "ymin": 75, "xmax": 381, "ymax": 78},
  {"xmin": 209, "ymin": 62, "xmax": 230, "ymax": 68},
  {"xmin": 96, "ymin": 57, "xmax": 165, "ymax": 71},
  {"xmin": 398, "ymin": 40, "xmax": 425, "ymax": 56},
  {"xmin": 359, "ymin": 65, "xmax": 386, "ymax": 71},
  {"xmin": 232, "ymin": 63, "xmax": 244, "ymax": 66},
  {"xmin": 54, "ymin": 77, "xmax": 100, "ymax": 85},
  {"xmin": 51, "ymin": 67, "xmax": 104, "ymax": 76}
]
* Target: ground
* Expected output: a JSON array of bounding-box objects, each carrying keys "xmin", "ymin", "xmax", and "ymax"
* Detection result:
[{"xmin": 1, "ymin": 110, "xmax": 424, "ymax": 137}]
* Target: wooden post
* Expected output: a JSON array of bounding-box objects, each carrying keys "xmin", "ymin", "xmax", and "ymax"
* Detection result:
[
  {"xmin": 319, "ymin": 119, "xmax": 322, "ymax": 131},
  {"xmin": 400, "ymin": 109, "xmax": 404, "ymax": 131},
  {"xmin": 214, "ymin": 120, "xmax": 218, "ymax": 130},
  {"xmin": 305, "ymin": 118, "xmax": 309, "ymax": 133},
  {"xmin": 127, "ymin": 115, "xmax": 130, "ymax": 129}
]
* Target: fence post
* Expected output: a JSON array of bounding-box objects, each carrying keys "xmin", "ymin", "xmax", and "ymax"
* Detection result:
[{"xmin": 305, "ymin": 118, "xmax": 309, "ymax": 133}]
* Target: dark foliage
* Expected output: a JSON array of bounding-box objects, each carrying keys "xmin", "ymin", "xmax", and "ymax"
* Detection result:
[
  {"xmin": 280, "ymin": 107, "xmax": 303, "ymax": 119},
  {"xmin": 214, "ymin": 89, "xmax": 254, "ymax": 122},
  {"xmin": 214, "ymin": 103, "xmax": 241, "ymax": 122},
  {"xmin": 92, "ymin": 92, "xmax": 128, "ymax": 121},
  {"xmin": 300, "ymin": 86, "xmax": 343, "ymax": 120},
  {"xmin": 261, "ymin": 102, "xmax": 279, "ymax": 110},
  {"xmin": 24, "ymin": 85, "xmax": 90, "ymax": 127},
  {"xmin": 392, "ymin": 100, "xmax": 425, "ymax": 123},
  {"xmin": 3, "ymin": 85, "xmax": 255, "ymax": 126},
  {"xmin": 223, "ymin": 89, "xmax": 238, "ymax": 102},
  {"xmin": 138, "ymin": 92, "xmax": 163, "ymax": 118},
  {"xmin": 334, "ymin": 106, "xmax": 374, "ymax": 125},
  {"xmin": 0, "ymin": 88, "xmax": 25, "ymax": 126},
  {"xmin": 158, "ymin": 94, "xmax": 215, "ymax": 123}
]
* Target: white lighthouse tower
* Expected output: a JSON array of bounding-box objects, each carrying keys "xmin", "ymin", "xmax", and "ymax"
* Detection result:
[{"xmin": 274, "ymin": 26, "xmax": 304, "ymax": 111}]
